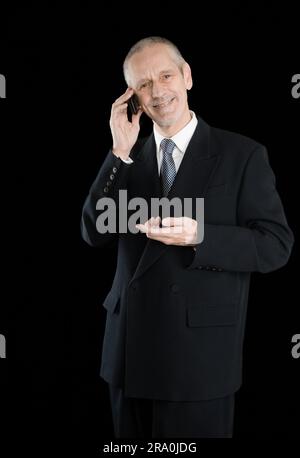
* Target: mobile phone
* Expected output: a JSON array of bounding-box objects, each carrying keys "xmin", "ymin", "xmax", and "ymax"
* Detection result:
[{"xmin": 128, "ymin": 94, "xmax": 140, "ymax": 115}]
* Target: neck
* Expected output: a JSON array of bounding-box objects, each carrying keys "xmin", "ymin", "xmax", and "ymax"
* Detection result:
[{"xmin": 155, "ymin": 110, "xmax": 192, "ymax": 138}]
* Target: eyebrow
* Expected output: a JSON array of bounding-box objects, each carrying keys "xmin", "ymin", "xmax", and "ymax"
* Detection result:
[
  {"xmin": 136, "ymin": 78, "xmax": 150, "ymax": 87},
  {"xmin": 136, "ymin": 70, "xmax": 175, "ymax": 87}
]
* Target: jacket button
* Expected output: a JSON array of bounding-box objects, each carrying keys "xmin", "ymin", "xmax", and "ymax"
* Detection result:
[
  {"xmin": 212, "ymin": 266, "xmax": 217, "ymax": 271},
  {"xmin": 171, "ymin": 284, "xmax": 180, "ymax": 293},
  {"xmin": 112, "ymin": 167, "xmax": 117, "ymax": 173},
  {"xmin": 110, "ymin": 174, "xmax": 115, "ymax": 180},
  {"xmin": 217, "ymin": 267, "xmax": 223, "ymax": 272},
  {"xmin": 205, "ymin": 266, "xmax": 211, "ymax": 271},
  {"xmin": 106, "ymin": 180, "xmax": 112, "ymax": 186},
  {"xmin": 103, "ymin": 187, "xmax": 109, "ymax": 193},
  {"xmin": 197, "ymin": 265, "xmax": 203, "ymax": 270}
]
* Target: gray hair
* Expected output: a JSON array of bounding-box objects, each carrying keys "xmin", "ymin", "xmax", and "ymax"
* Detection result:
[{"xmin": 123, "ymin": 36, "xmax": 185, "ymax": 86}]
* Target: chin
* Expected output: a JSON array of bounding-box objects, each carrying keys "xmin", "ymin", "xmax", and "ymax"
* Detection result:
[
  {"xmin": 156, "ymin": 119, "xmax": 175, "ymax": 128},
  {"xmin": 156, "ymin": 114, "xmax": 178, "ymax": 128},
  {"xmin": 149, "ymin": 103, "xmax": 179, "ymax": 125}
]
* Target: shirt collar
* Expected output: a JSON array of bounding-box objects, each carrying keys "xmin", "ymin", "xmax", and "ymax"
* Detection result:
[{"xmin": 153, "ymin": 111, "xmax": 198, "ymax": 154}]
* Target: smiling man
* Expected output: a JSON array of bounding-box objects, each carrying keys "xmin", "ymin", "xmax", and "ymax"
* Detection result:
[
  {"xmin": 81, "ymin": 37, "xmax": 294, "ymax": 438},
  {"xmin": 124, "ymin": 42, "xmax": 192, "ymax": 135}
]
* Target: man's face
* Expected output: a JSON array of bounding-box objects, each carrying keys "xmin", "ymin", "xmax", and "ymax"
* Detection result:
[{"xmin": 127, "ymin": 44, "xmax": 192, "ymax": 133}]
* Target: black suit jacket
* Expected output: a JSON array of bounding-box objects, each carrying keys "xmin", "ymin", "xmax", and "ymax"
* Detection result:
[{"xmin": 81, "ymin": 116, "xmax": 294, "ymax": 401}]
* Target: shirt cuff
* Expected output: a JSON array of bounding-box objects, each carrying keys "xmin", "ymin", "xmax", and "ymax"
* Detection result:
[{"xmin": 120, "ymin": 157, "xmax": 134, "ymax": 164}]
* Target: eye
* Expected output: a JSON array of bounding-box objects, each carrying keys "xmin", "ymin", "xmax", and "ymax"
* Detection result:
[
  {"xmin": 163, "ymin": 74, "xmax": 171, "ymax": 80},
  {"xmin": 140, "ymin": 81, "xmax": 151, "ymax": 90}
]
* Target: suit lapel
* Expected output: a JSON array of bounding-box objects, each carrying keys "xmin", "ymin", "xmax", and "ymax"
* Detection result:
[
  {"xmin": 130, "ymin": 116, "xmax": 220, "ymax": 284},
  {"xmin": 131, "ymin": 134, "xmax": 161, "ymax": 198},
  {"xmin": 168, "ymin": 117, "xmax": 219, "ymax": 198}
]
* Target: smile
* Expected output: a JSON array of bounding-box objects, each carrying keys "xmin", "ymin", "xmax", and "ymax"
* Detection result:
[{"xmin": 153, "ymin": 97, "xmax": 175, "ymax": 109}]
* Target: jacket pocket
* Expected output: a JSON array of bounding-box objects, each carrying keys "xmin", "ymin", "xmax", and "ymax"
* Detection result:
[
  {"xmin": 186, "ymin": 304, "xmax": 236, "ymax": 327},
  {"xmin": 102, "ymin": 290, "xmax": 121, "ymax": 314}
]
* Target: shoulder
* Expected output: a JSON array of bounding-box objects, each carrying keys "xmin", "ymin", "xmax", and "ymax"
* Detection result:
[
  {"xmin": 208, "ymin": 123, "xmax": 267, "ymax": 164},
  {"xmin": 211, "ymin": 125, "xmax": 264, "ymax": 151}
]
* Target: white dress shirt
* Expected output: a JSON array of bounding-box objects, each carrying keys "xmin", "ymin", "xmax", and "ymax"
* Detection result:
[
  {"xmin": 120, "ymin": 111, "xmax": 198, "ymax": 172},
  {"xmin": 153, "ymin": 111, "xmax": 198, "ymax": 174}
]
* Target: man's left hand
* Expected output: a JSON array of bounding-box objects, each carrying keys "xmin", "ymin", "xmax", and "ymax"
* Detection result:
[{"xmin": 136, "ymin": 216, "xmax": 198, "ymax": 246}]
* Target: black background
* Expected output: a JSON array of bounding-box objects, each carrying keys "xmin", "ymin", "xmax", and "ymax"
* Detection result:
[{"xmin": 1, "ymin": 3, "xmax": 299, "ymax": 451}]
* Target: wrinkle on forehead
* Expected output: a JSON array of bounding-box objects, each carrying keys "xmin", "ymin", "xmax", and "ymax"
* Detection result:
[{"xmin": 127, "ymin": 44, "xmax": 181, "ymax": 86}]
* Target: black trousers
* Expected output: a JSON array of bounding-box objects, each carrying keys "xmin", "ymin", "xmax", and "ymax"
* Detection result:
[{"xmin": 109, "ymin": 384, "xmax": 235, "ymax": 438}]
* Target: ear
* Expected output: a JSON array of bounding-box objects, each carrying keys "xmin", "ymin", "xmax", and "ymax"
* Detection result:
[{"xmin": 183, "ymin": 62, "xmax": 193, "ymax": 90}]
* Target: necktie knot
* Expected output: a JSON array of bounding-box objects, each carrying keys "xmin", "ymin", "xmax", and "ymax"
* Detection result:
[{"xmin": 160, "ymin": 138, "xmax": 176, "ymax": 156}]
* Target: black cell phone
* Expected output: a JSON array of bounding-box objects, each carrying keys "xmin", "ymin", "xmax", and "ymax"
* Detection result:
[{"xmin": 128, "ymin": 94, "xmax": 140, "ymax": 115}]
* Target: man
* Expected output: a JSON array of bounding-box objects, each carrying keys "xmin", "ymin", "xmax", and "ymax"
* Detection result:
[{"xmin": 81, "ymin": 37, "xmax": 294, "ymax": 438}]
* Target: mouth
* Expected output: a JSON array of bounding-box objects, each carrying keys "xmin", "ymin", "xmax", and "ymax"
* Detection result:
[{"xmin": 153, "ymin": 97, "xmax": 175, "ymax": 109}]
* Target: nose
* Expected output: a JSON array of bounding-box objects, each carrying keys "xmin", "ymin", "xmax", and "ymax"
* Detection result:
[{"xmin": 151, "ymin": 81, "xmax": 165, "ymax": 99}]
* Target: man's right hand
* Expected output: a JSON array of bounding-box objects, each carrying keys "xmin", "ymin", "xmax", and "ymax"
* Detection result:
[{"xmin": 109, "ymin": 88, "xmax": 143, "ymax": 161}]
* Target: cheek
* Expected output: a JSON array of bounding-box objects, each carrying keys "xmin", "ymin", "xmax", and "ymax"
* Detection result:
[
  {"xmin": 141, "ymin": 101, "xmax": 151, "ymax": 113},
  {"xmin": 139, "ymin": 95, "xmax": 150, "ymax": 108},
  {"xmin": 170, "ymin": 85, "xmax": 184, "ymax": 99},
  {"xmin": 178, "ymin": 87, "xmax": 188, "ymax": 102},
  {"xmin": 143, "ymin": 99, "xmax": 155, "ymax": 112}
]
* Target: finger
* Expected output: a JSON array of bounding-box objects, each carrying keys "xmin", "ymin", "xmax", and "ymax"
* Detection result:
[
  {"xmin": 142, "ymin": 217, "xmax": 157, "ymax": 227},
  {"xmin": 114, "ymin": 87, "xmax": 133, "ymax": 105},
  {"xmin": 143, "ymin": 218, "xmax": 152, "ymax": 229},
  {"xmin": 147, "ymin": 226, "xmax": 184, "ymax": 236},
  {"xmin": 153, "ymin": 216, "xmax": 161, "ymax": 226},
  {"xmin": 161, "ymin": 217, "xmax": 185, "ymax": 227},
  {"xmin": 112, "ymin": 102, "xmax": 128, "ymax": 115},
  {"xmin": 136, "ymin": 224, "xmax": 147, "ymax": 234},
  {"xmin": 148, "ymin": 216, "xmax": 161, "ymax": 227},
  {"xmin": 136, "ymin": 217, "xmax": 162, "ymax": 233},
  {"xmin": 131, "ymin": 108, "xmax": 143, "ymax": 126}
]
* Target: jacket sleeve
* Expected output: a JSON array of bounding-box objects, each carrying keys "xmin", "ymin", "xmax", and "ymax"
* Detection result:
[
  {"xmin": 188, "ymin": 145, "xmax": 294, "ymax": 273},
  {"xmin": 81, "ymin": 150, "xmax": 133, "ymax": 247}
]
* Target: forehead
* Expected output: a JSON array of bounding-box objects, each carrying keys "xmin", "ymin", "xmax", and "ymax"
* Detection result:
[{"xmin": 128, "ymin": 44, "xmax": 179, "ymax": 82}]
